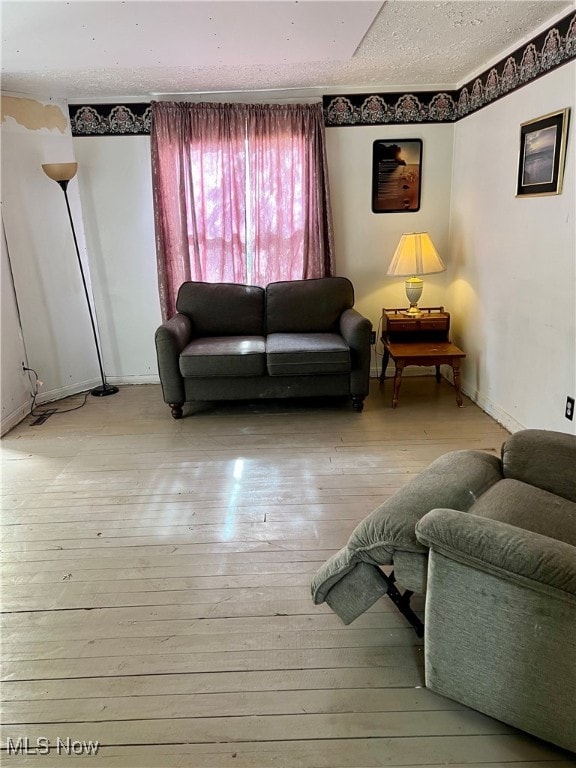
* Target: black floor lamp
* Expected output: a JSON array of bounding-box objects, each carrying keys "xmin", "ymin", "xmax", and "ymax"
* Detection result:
[{"xmin": 42, "ymin": 162, "xmax": 118, "ymax": 397}]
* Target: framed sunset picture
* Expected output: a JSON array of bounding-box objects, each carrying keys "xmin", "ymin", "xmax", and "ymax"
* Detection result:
[
  {"xmin": 516, "ymin": 109, "xmax": 570, "ymax": 197},
  {"xmin": 372, "ymin": 139, "xmax": 422, "ymax": 213}
]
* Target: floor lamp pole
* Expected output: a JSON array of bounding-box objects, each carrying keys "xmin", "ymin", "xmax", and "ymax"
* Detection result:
[{"xmin": 42, "ymin": 163, "xmax": 118, "ymax": 397}]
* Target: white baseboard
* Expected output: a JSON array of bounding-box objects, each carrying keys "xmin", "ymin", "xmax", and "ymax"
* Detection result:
[
  {"xmin": 370, "ymin": 361, "xmax": 524, "ymax": 434},
  {"xmin": 2, "ymin": 381, "xmax": 99, "ymax": 436},
  {"xmin": 430, "ymin": 367, "xmax": 524, "ymax": 433},
  {"xmin": 1, "ymin": 399, "xmax": 33, "ymax": 437},
  {"xmin": 107, "ymin": 375, "xmax": 160, "ymax": 386},
  {"xmin": 460, "ymin": 382, "xmax": 525, "ymax": 434},
  {"xmin": 34, "ymin": 375, "xmax": 161, "ymax": 402},
  {"xmin": 4, "ymin": 371, "xmax": 524, "ymax": 436},
  {"xmin": 34, "ymin": 378, "xmax": 101, "ymax": 405},
  {"xmin": 1, "ymin": 376, "xmax": 162, "ymax": 435}
]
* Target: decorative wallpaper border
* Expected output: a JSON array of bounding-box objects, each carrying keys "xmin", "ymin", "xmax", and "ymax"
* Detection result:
[
  {"xmin": 455, "ymin": 10, "xmax": 575, "ymax": 120},
  {"xmin": 70, "ymin": 103, "xmax": 151, "ymax": 136},
  {"xmin": 70, "ymin": 11, "xmax": 575, "ymax": 135},
  {"xmin": 324, "ymin": 10, "xmax": 575, "ymax": 126}
]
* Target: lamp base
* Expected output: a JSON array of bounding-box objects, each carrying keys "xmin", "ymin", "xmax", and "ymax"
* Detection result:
[
  {"xmin": 403, "ymin": 277, "xmax": 424, "ymax": 319},
  {"xmin": 91, "ymin": 384, "xmax": 119, "ymax": 397},
  {"xmin": 402, "ymin": 305, "xmax": 423, "ymax": 318}
]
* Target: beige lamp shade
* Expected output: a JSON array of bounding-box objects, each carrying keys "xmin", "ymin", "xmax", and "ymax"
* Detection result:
[
  {"xmin": 42, "ymin": 162, "xmax": 78, "ymax": 182},
  {"xmin": 387, "ymin": 232, "xmax": 446, "ymax": 317},
  {"xmin": 387, "ymin": 232, "xmax": 446, "ymax": 277}
]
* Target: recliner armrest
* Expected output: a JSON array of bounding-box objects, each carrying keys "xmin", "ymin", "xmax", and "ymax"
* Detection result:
[
  {"xmin": 416, "ymin": 508, "xmax": 576, "ymax": 598},
  {"xmin": 155, "ymin": 313, "xmax": 193, "ymax": 404}
]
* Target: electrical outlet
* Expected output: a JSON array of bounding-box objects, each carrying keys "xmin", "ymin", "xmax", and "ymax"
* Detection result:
[
  {"xmin": 566, "ymin": 396, "xmax": 575, "ymax": 421},
  {"xmin": 370, "ymin": 331, "xmax": 376, "ymax": 345}
]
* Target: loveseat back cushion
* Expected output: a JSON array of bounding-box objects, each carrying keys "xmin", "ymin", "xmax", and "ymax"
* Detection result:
[
  {"xmin": 180, "ymin": 337, "xmax": 265, "ymax": 377},
  {"xmin": 502, "ymin": 429, "xmax": 576, "ymax": 502},
  {"xmin": 468, "ymin": 478, "xmax": 576, "ymax": 546},
  {"xmin": 266, "ymin": 277, "xmax": 354, "ymax": 334},
  {"xmin": 176, "ymin": 282, "xmax": 265, "ymax": 337},
  {"xmin": 266, "ymin": 333, "xmax": 351, "ymax": 376}
]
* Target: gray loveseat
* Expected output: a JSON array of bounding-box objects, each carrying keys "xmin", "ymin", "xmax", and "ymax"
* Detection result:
[
  {"xmin": 311, "ymin": 429, "xmax": 576, "ymax": 751},
  {"xmin": 155, "ymin": 277, "xmax": 372, "ymax": 419}
]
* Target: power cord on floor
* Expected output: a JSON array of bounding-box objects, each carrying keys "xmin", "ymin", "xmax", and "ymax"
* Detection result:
[
  {"xmin": 24, "ymin": 366, "xmax": 90, "ymax": 417},
  {"xmin": 371, "ymin": 313, "xmax": 385, "ymax": 379}
]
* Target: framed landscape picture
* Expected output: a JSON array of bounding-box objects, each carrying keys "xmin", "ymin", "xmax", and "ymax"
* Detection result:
[
  {"xmin": 372, "ymin": 139, "xmax": 422, "ymax": 213},
  {"xmin": 516, "ymin": 108, "xmax": 570, "ymax": 197}
]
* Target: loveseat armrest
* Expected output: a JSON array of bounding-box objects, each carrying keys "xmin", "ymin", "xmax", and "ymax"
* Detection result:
[
  {"xmin": 502, "ymin": 429, "xmax": 576, "ymax": 503},
  {"xmin": 416, "ymin": 508, "xmax": 576, "ymax": 598},
  {"xmin": 339, "ymin": 308, "xmax": 372, "ymax": 396},
  {"xmin": 155, "ymin": 313, "xmax": 193, "ymax": 405},
  {"xmin": 339, "ymin": 307, "xmax": 372, "ymax": 348}
]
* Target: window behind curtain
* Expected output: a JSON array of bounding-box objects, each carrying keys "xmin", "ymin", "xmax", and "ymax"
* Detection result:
[{"xmin": 151, "ymin": 102, "xmax": 334, "ymax": 320}]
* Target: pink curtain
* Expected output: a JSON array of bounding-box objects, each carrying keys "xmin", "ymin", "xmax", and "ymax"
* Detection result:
[{"xmin": 151, "ymin": 102, "xmax": 334, "ymax": 320}]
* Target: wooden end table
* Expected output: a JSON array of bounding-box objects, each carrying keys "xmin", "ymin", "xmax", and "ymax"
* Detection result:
[{"xmin": 379, "ymin": 307, "xmax": 466, "ymax": 408}]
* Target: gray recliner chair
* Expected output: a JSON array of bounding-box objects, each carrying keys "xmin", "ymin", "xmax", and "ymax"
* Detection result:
[
  {"xmin": 311, "ymin": 446, "xmax": 504, "ymax": 635},
  {"xmin": 416, "ymin": 504, "xmax": 576, "ymax": 752},
  {"xmin": 311, "ymin": 429, "xmax": 576, "ymax": 751}
]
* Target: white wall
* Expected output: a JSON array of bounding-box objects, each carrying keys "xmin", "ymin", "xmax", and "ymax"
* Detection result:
[
  {"xmin": 1, "ymin": 97, "xmax": 160, "ymax": 435},
  {"xmin": 326, "ymin": 124, "xmax": 455, "ymax": 332},
  {"xmin": 1, "ymin": 222, "xmax": 31, "ymax": 434},
  {"xmin": 72, "ymin": 125, "xmax": 454, "ymax": 385},
  {"xmin": 326, "ymin": 123, "xmax": 454, "ymax": 378},
  {"xmin": 448, "ymin": 62, "xmax": 575, "ymax": 433},
  {"xmin": 1, "ymin": 96, "xmax": 104, "ymax": 407},
  {"xmin": 73, "ymin": 136, "xmax": 161, "ymax": 383},
  {"xmin": 3, "ymin": 66, "xmax": 574, "ymax": 434}
]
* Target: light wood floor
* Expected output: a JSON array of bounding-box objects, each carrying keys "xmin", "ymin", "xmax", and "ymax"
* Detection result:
[{"xmin": 1, "ymin": 379, "xmax": 573, "ymax": 767}]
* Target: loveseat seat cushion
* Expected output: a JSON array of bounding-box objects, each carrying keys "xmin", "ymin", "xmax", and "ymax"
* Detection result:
[
  {"xmin": 176, "ymin": 282, "xmax": 265, "ymax": 337},
  {"xmin": 266, "ymin": 277, "xmax": 354, "ymax": 334},
  {"xmin": 266, "ymin": 333, "xmax": 351, "ymax": 377},
  {"xmin": 180, "ymin": 337, "xmax": 266, "ymax": 377},
  {"xmin": 467, "ymin": 478, "xmax": 576, "ymax": 546}
]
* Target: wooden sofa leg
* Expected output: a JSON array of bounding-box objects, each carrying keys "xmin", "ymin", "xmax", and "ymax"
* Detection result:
[
  {"xmin": 352, "ymin": 396, "xmax": 365, "ymax": 413},
  {"xmin": 170, "ymin": 404, "xmax": 183, "ymax": 420}
]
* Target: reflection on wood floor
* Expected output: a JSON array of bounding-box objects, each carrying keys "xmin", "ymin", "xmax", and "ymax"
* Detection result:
[{"xmin": 1, "ymin": 380, "xmax": 571, "ymax": 766}]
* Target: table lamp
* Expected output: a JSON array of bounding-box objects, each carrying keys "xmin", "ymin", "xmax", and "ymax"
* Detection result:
[{"xmin": 386, "ymin": 232, "xmax": 446, "ymax": 317}]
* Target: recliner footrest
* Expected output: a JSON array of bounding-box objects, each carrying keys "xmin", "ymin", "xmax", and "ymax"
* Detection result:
[{"xmin": 324, "ymin": 562, "xmax": 389, "ymax": 625}]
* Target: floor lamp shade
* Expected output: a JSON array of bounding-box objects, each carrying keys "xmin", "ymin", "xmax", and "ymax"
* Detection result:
[
  {"xmin": 387, "ymin": 232, "xmax": 446, "ymax": 316},
  {"xmin": 42, "ymin": 162, "xmax": 118, "ymax": 397},
  {"xmin": 41, "ymin": 162, "xmax": 78, "ymax": 184}
]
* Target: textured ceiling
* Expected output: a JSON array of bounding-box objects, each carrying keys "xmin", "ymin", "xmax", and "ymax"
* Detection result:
[{"xmin": 1, "ymin": 0, "xmax": 573, "ymax": 101}]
